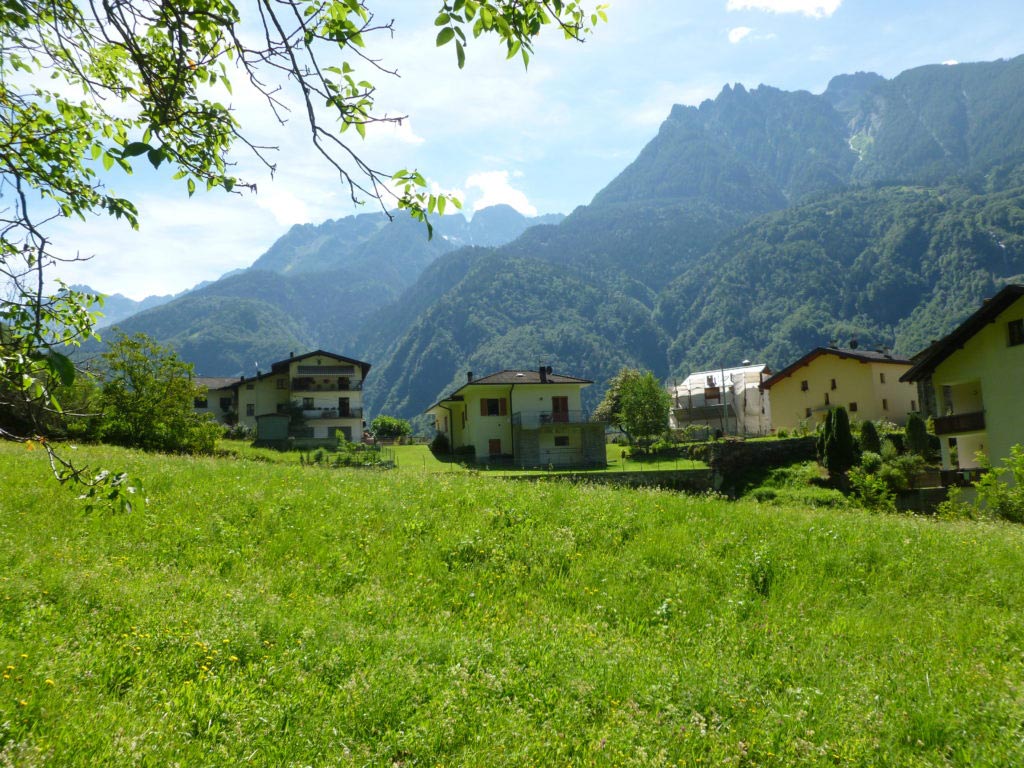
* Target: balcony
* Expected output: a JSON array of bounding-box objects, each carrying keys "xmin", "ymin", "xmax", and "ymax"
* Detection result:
[
  {"xmin": 933, "ymin": 410, "xmax": 986, "ymax": 436},
  {"xmin": 291, "ymin": 378, "xmax": 363, "ymax": 393},
  {"xmin": 302, "ymin": 408, "xmax": 363, "ymax": 421},
  {"xmin": 511, "ymin": 410, "xmax": 599, "ymax": 428}
]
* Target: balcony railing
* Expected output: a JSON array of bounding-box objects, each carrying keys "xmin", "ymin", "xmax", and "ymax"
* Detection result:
[
  {"xmin": 291, "ymin": 378, "xmax": 363, "ymax": 393},
  {"xmin": 511, "ymin": 410, "xmax": 600, "ymax": 428},
  {"xmin": 302, "ymin": 408, "xmax": 363, "ymax": 421},
  {"xmin": 933, "ymin": 410, "xmax": 986, "ymax": 436}
]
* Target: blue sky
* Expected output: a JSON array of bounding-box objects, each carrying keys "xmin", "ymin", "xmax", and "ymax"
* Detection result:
[{"xmin": 51, "ymin": 0, "xmax": 1024, "ymax": 299}]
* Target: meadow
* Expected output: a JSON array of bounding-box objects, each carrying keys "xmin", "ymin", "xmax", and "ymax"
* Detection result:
[{"xmin": 2, "ymin": 441, "xmax": 1024, "ymax": 766}]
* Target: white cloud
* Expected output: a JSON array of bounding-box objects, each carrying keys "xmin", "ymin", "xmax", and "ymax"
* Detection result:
[
  {"xmin": 726, "ymin": 0, "xmax": 841, "ymax": 19},
  {"xmin": 465, "ymin": 171, "xmax": 537, "ymax": 216},
  {"xmin": 728, "ymin": 26, "xmax": 754, "ymax": 44}
]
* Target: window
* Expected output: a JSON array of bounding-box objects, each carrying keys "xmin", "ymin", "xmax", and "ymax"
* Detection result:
[
  {"xmin": 246, "ymin": 383, "xmax": 254, "ymax": 390},
  {"xmin": 245, "ymin": 403, "xmax": 255, "ymax": 416},
  {"xmin": 824, "ymin": 393, "xmax": 830, "ymax": 406},
  {"xmin": 194, "ymin": 397, "xmax": 208, "ymax": 408},
  {"xmin": 911, "ymin": 400, "xmax": 917, "ymax": 412},
  {"xmin": 302, "ymin": 397, "xmax": 314, "ymax": 409},
  {"xmin": 554, "ymin": 435, "xmax": 570, "ymax": 447},
  {"xmin": 849, "ymin": 402, "xmax": 858, "ymax": 413},
  {"xmin": 805, "ymin": 407, "xmax": 812, "ymax": 418},
  {"xmin": 882, "ymin": 398, "xmax": 888, "ymax": 411},
  {"xmin": 480, "ymin": 398, "xmax": 507, "ymax": 416},
  {"xmin": 800, "ymin": 380, "xmax": 809, "ymax": 392},
  {"xmin": 830, "ymin": 378, "xmax": 837, "ymax": 390},
  {"xmin": 879, "ymin": 372, "xmax": 886, "ymax": 384},
  {"xmin": 219, "ymin": 397, "xmax": 232, "ymax": 411},
  {"xmin": 276, "ymin": 378, "xmax": 287, "ymax": 389},
  {"xmin": 1009, "ymin": 318, "xmax": 1024, "ymax": 346}
]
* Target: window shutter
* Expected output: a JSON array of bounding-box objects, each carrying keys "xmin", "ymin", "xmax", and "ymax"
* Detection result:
[
  {"xmin": 499, "ymin": 398, "xmax": 507, "ymax": 416},
  {"xmin": 480, "ymin": 400, "xmax": 487, "ymax": 417}
]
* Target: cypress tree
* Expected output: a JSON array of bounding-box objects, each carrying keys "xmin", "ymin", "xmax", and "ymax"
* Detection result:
[
  {"xmin": 822, "ymin": 406, "xmax": 857, "ymax": 481},
  {"xmin": 859, "ymin": 420, "xmax": 881, "ymax": 454}
]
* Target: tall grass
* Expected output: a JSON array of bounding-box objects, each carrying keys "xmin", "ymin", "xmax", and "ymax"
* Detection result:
[{"xmin": 2, "ymin": 442, "xmax": 1024, "ymax": 765}]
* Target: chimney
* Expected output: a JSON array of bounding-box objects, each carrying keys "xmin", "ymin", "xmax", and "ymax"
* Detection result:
[
  {"xmin": 290, "ymin": 351, "xmax": 294, "ymax": 358},
  {"xmin": 467, "ymin": 371, "xmax": 473, "ymax": 383},
  {"xmin": 539, "ymin": 365, "xmax": 547, "ymax": 383}
]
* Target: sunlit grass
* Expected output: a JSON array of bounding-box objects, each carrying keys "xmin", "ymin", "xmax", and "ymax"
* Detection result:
[{"xmin": 2, "ymin": 441, "xmax": 1024, "ymax": 765}]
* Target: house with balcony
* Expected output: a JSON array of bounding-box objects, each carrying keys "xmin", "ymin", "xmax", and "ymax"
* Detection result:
[
  {"xmin": 425, "ymin": 367, "xmax": 606, "ymax": 467},
  {"xmin": 199, "ymin": 350, "xmax": 370, "ymax": 446},
  {"xmin": 761, "ymin": 345, "xmax": 918, "ymax": 432},
  {"xmin": 901, "ymin": 284, "xmax": 1024, "ymax": 477},
  {"xmin": 669, "ymin": 363, "xmax": 772, "ymax": 437}
]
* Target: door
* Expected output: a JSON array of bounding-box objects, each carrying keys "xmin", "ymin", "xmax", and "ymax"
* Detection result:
[
  {"xmin": 552, "ymin": 396, "xmax": 569, "ymax": 423},
  {"xmin": 338, "ymin": 397, "xmax": 350, "ymax": 417},
  {"xmin": 488, "ymin": 438, "xmax": 502, "ymax": 456}
]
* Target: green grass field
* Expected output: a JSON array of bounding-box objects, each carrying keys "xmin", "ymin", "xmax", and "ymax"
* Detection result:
[{"xmin": 3, "ymin": 441, "xmax": 1024, "ymax": 765}]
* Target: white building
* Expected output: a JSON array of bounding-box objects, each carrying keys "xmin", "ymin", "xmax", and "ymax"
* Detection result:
[{"xmin": 669, "ymin": 363, "xmax": 772, "ymax": 437}]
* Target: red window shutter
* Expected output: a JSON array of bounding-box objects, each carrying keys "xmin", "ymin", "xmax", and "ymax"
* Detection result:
[
  {"xmin": 499, "ymin": 398, "xmax": 507, "ymax": 416},
  {"xmin": 480, "ymin": 400, "xmax": 487, "ymax": 416}
]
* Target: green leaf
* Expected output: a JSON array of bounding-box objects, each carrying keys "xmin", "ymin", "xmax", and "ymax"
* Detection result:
[
  {"xmin": 46, "ymin": 351, "xmax": 76, "ymax": 386},
  {"xmin": 456, "ymin": 40, "xmax": 466, "ymax": 68},
  {"xmin": 436, "ymin": 27, "xmax": 455, "ymax": 47},
  {"xmin": 147, "ymin": 148, "xmax": 164, "ymax": 168},
  {"xmin": 187, "ymin": 178, "xmax": 196, "ymax": 197},
  {"xmin": 121, "ymin": 141, "xmax": 151, "ymax": 158}
]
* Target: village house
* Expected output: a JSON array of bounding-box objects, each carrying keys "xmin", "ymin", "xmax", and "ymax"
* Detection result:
[
  {"xmin": 669, "ymin": 363, "xmax": 772, "ymax": 437},
  {"xmin": 901, "ymin": 284, "xmax": 1024, "ymax": 476},
  {"xmin": 761, "ymin": 345, "xmax": 918, "ymax": 432},
  {"xmin": 196, "ymin": 350, "xmax": 370, "ymax": 445},
  {"xmin": 425, "ymin": 367, "xmax": 606, "ymax": 467}
]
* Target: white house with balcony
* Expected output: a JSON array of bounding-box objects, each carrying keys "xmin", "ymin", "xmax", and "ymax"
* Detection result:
[
  {"xmin": 669, "ymin": 363, "xmax": 772, "ymax": 437},
  {"xmin": 198, "ymin": 350, "xmax": 370, "ymax": 445},
  {"xmin": 425, "ymin": 367, "xmax": 606, "ymax": 467}
]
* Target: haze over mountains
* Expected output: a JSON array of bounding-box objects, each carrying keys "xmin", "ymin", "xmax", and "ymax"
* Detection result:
[{"xmin": 102, "ymin": 54, "xmax": 1024, "ymax": 422}]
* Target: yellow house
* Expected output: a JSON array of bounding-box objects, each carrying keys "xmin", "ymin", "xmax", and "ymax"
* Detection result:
[
  {"xmin": 425, "ymin": 368, "xmax": 606, "ymax": 467},
  {"xmin": 761, "ymin": 346, "xmax": 918, "ymax": 432},
  {"xmin": 901, "ymin": 284, "xmax": 1024, "ymax": 473},
  {"xmin": 199, "ymin": 350, "xmax": 370, "ymax": 444}
]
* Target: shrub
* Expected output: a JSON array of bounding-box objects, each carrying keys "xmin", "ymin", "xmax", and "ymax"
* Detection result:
[
  {"xmin": 905, "ymin": 413, "xmax": 930, "ymax": 458},
  {"xmin": 859, "ymin": 450, "xmax": 883, "ymax": 474},
  {"xmin": 859, "ymin": 421, "xmax": 881, "ymax": 454},
  {"xmin": 971, "ymin": 445, "xmax": 1024, "ymax": 523},
  {"xmin": 430, "ymin": 433, "xmax": 450, "ymax": 454},
  {"xmin": 818, "ymin": 407, "xmax": 857, "ymax": 481}
]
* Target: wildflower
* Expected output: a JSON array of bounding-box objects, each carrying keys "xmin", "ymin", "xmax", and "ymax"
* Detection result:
[{"xmin": 45, "ymin": 679, "xmax": 54, "ymax": 686}]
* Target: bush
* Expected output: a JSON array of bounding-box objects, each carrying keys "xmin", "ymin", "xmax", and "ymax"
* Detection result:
[
  {"xmin": 859, "ymin": 450, "xmax": 883, "ymax": 474},
  {"xmin": 859, "ymin": 421, "xmax": 881, "ymax": 454},
  {"xmin": 971, "ymin": 445, "xmax": 1024, "ymax": 523},
  {"xmin": 905, "ymin": 413, "xmax": 930, "ymax": 458},
  {"xmin": 430, "ymin": 433, "xmax": 450, "ymax": 454}
]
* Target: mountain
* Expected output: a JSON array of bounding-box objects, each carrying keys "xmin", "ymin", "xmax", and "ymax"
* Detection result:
[
  {"xmin": 105, "ymin": 55, "xmax": 1024, "ymax": 425},
  {"xmin": 70, "ymin": 285, "xmax": 177, "ymax": 328},
  {"xmin": 101, "ymin": 206, "xmax": 563, "ymax": 377},
  {"xmin": 359, "ymin": 55, "xmax": 1024, "ymax": 420}
]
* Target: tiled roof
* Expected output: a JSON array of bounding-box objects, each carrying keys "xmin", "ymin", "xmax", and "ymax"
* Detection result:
[
  {"xmin": 761, "ymin": 347, "xmax": 911, "ymax": 390},
  {"xmin": 195, "ymin": 376, "xmax": 240, "ymax": 391},
  {"xmin": 901, "ymin": 284, "xmax": 1024, "ymax": 382},
  {"xmin": 425, "ymin": 369, "xmax": 592, "ymax": 413}
]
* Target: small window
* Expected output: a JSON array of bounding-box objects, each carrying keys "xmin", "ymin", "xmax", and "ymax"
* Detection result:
[
  {"xmin": 805, "ymin": 407, "xmax": 812, "ymax": 418},
  {"xmin": 480, "ymin": 398, "xmax": 507, "ymax": 416},
  {"xmin": 276, "ymin": 378, "xmax": 287, "ymax": 389},
  {"xmin": 911, "ymin": 400, "xmax": 917, "ymax": 412},
  {"xmin": 882, "ymin": 398, "xmax": 888, "ymax": 411},
  {"xmin": 800, "ymin": 380, "xmax": 809, "ymax": 392},
  {"xmin": 194, "ymin": 397, "xmax": 208, "ymax": 408},
  {"xmin": 554, "ymin": 435, "xmax": 570, "ymax": 447},
  {"xmin": 824, "ymin": 393, "xmax": 830, "ymax": 406},
  {"xmin": 302, "ymin": 397, "xmax": 314, "ymax": 409},
  {"xmin": 879, "ymin": 372, "xmax": 886, "ymax": 384},
  {"xmin": 219, "ymin": 397, "xmax": 232, "ymax": 411},
  {"xmin": 830, "ymin": 378, "xmax": 837, "ymax": 390},
  {"xmin": 246, "ymin": 383, "xmax": 255, "ymax": 390},
  {"xmin": 245, "ymin": 403, "xmax": 255, "ymax": 416},
  {"xmin": 849, "ymin": 402, "xmax": 858, "ymax": 413},
  {"xmin": 1009, "ymin": 318, "xmax": 1024, "ymax": 347}
]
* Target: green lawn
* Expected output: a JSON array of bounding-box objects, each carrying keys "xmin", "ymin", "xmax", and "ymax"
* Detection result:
[
  {"xmin": 391, "ymin": 443, "xmax": 708, "ymax": 475},
  {"xmin": 3, "ymin": 442, "xmax": 1024, "ymax": 765}
]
